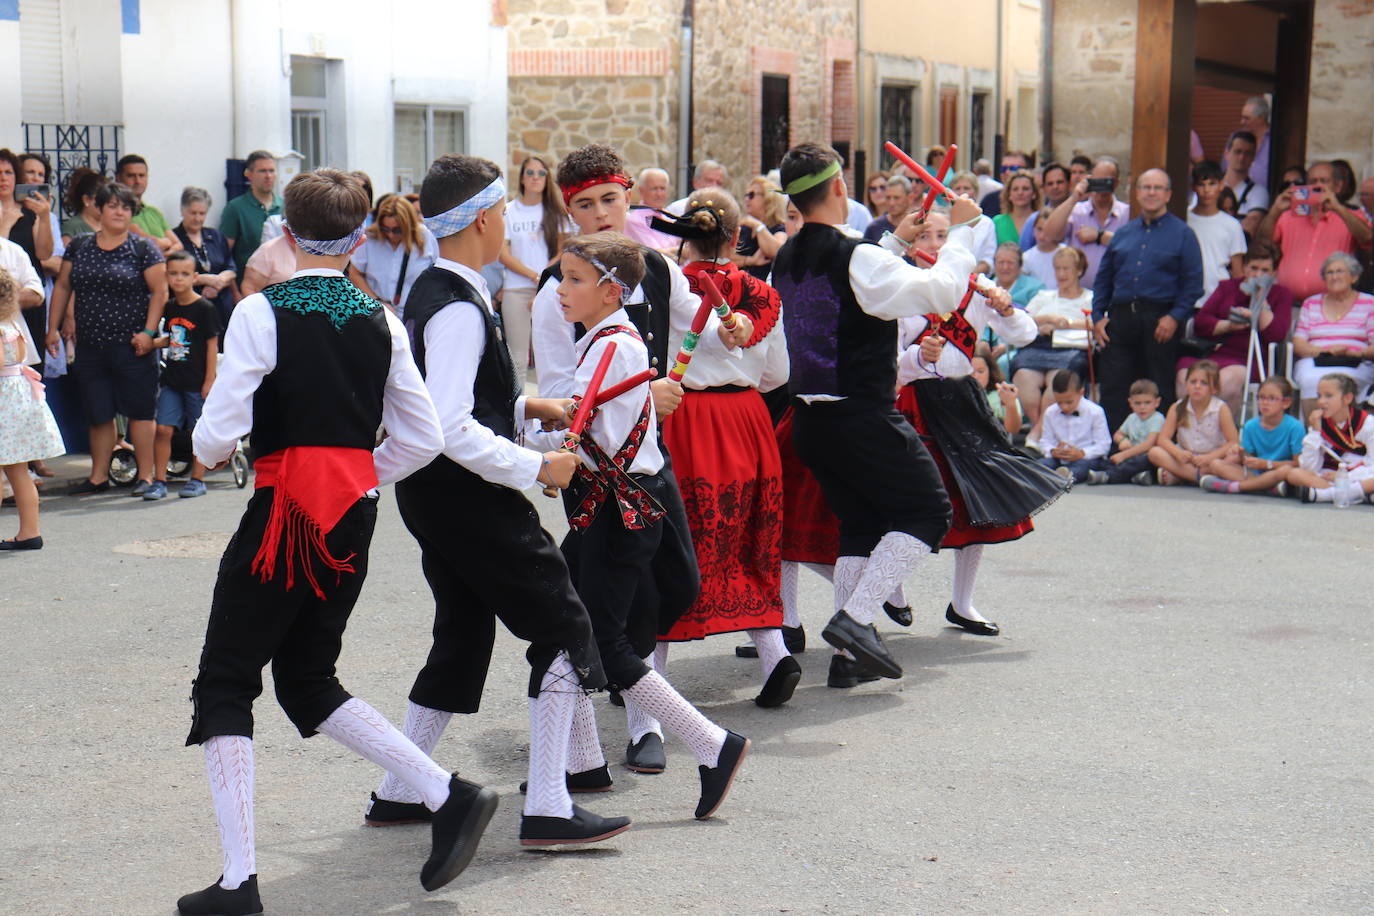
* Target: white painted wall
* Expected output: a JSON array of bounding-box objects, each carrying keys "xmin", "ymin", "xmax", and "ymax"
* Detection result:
[{"xmin": 3, "ymin": 0, "xmax": 509, "ymax": 223}]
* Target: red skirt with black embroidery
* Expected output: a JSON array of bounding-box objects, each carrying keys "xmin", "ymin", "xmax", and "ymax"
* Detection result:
[
  {"xmin": 776, "ymin": 406, "xmax": 841, "ymax": 565},
  {"xmin": 896, "ymin": 385, "xmax": 1033, "ymax": 547},
  {"xmin": 661, "ymin": 388, "xmax": 784, "ymax": 640}
]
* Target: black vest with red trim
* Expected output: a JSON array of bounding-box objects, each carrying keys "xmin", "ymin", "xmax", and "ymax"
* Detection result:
[
  {"xmin": 772, "ymin": 223, "xmax": 896, "ymax": 405},
  {"xmin": 404, "ymin": 265, "xmax": 519, "ymax": 441},
  {"xmin": 251, "ymin": 276, "xmax": 390, "ymax": 460}
]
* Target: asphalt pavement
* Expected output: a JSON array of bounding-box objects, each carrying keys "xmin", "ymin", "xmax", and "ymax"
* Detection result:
[{"xmin": 2, "ymin": 466, "xmax": 1372, "ymax": 915}]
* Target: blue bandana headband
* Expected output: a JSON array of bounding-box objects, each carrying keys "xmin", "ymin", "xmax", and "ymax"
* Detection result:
[
  {"xmin": 588, "ymin": 255, "xmax": 633, "ymax": 303},
  {"xmin": 423, "ymin": 177, "xmax": 507, "ymax": 239},
  {"xmin": 287, "ymin": 223, "xmax": 366, "ymax": 256}
]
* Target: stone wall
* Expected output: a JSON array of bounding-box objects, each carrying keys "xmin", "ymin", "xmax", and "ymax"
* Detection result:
[
  {"xmin": 1308, "ymin": 0, "xmax": 1374, "ymax": 176},
  {"xmin": 1048, "ymin": 0, "xmax": 1137, "ymax": 170},
  {"xmin": 506, "ymin": 0, "xmax": 681, "ymax": 181}
]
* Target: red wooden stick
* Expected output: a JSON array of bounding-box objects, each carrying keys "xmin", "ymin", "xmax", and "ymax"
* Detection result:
[
  {"xmin": 544, "ymin": 341, "xmax": 617, "ymax": 496},
  {"xmin": 884, "ymin": 141, "xmax": 956, "ymax": 202},
  {"xmin": 668, "ymin": 297, "xmax": 714, "ymax": 382},
  {"xmin": 698, "ymin": 272, "xmax": 739, "ymax": 331},
  {"xmin": 917, "ymin": 143, "xmax": 958, "ymax": 217},
  {"xmin": 593, "ymin": 367, "xmax": 658, "ymax": 407}
]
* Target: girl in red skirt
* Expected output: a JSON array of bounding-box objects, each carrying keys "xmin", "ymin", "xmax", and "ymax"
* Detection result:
[
  {"xmin": 895, "ymin": 237, "xmax": 1067, "ymax": 636},
  {"xmin": 651, "ymin": 189, "xmax": 800, "ymax": 708}
]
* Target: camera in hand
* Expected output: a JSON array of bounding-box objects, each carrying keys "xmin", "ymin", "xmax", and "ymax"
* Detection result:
[{"xmin": 1086, "ymin": 178, "xmax": 1115, "ymax": 194}]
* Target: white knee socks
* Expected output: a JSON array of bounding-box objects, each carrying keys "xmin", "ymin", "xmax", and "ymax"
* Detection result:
[
  {"xmin": 888, "ymin": 582, "xmax": 909, "ymax": 609},
  {"xmin": 620, "ymin": 670, "xmax": 727, "ymax": 767},
  {"xmin": 316, "ymin": 698, "xmax": 451, "ymax": 811},
  {"xmin": 748, "ymin": 627, "xmax": 789, "ymax": 680},
  {"xmin": 844, "ymin": 532, "xmax": 931, "ymax": 626},
  {"xmin": 375, "ymin": 702, "xmax": 452, "ymax": 804},
  {"xmin": 624, "ymin": 652, "xmax": 663, "ymax": 744},
  {"xmin": 566, "ymin": 689, "xmax": 606, "ymax": 774},
  {"xmin": 204, "ymin": 735, "xmax": 255, "ymax": 891},
  {"xmin": 833, "ymin": 556, "xmax": 865, "ymax": 615},
  {"xmin": 952, "ymin": 544, "xmax": 989, "ymax": 622},
  {"xmin": 524, "ymin": 654, "xmax": 579, "ymax": 819},
  {"xmin": 780, "ymin": 561, "xmax": 802, "ymax": 628}
]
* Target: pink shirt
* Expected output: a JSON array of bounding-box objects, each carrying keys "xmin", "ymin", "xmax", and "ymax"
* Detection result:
[
  {"xmin": 1272, "ymin": 209, "xmax": 1367, "ymax": 302},
  {"xmin": 244, "ymin": 235, "xmax": 297, "ymax": 287},
  {"xmin": 1295, "ymin": 292, "xmax": 1374, "ymax": 352}
]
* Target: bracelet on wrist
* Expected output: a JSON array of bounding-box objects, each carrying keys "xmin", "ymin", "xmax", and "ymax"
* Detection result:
[{"xmin": 139, "ymin": 328, "xmax": 156, "ymax": 337}]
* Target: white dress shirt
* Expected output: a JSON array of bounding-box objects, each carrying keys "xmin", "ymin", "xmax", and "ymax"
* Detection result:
[
  {"xmin": 1034, "ymin": 397, "xmax": 1111, "ymax": 460},
  {"xmin": 529, "ymin": 308, "xmax": 664, "ymax": 476},
  {"xmin": 897, "ymin": 295, "xmax": 1037, "ymax": 385},
  {"xmin": 421, "ymin": 257, "xmax": 545, "ymax": 490},
  {"xmin": 531, "ymin": 250, "xmax": 733, "ymax": 399},
  {"xmin": 192, "ymin": 268, "xmax": 443, "ymax": 485}
]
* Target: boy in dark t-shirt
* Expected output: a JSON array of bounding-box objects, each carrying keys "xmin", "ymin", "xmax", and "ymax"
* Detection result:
[{"xmin": 147, "ymin": 251, "xmax": 220, "ymax": 500}]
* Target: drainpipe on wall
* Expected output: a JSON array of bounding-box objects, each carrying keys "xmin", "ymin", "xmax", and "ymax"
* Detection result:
[
  {"xmin": 993, "ymin": 0, "xmax": 1005, "ymax": 164},
  {"xmin": 853, "ymin": 0, "xmax": 865, "ymax": 194},
  {"xmin": 1040, "ymin": 0, "xmax": 1053, "ymax": 162},
  {"xmin": 677, "ymin": 0, "xmax": 695, "ymax": 195}
]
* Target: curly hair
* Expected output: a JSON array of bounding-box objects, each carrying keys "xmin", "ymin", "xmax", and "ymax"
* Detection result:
[
  {"xmin": 0, "ymin": 266, "xmax": 17, "ymax": 326},
  {"xmin": 556, "ymin": 144, "xmax": 630, "ymax": 191}
]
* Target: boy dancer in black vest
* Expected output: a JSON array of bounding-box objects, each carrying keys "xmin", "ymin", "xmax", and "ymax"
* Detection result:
[
  {"xmin": 365, "ymin": 154, "xmax": 630, "ymax": 848},
  {"xmin": 531, "ymin": 144, "xmax": 750, "ymax": 774},
  {"xmin": 179, "ymin": 169, "xmax": 484, "ymax": 916},
  {"xmin": 771, "ymin": 142, "xmax": 982, "ymax": 680},
  {"xmin": 533, "ymin": 231, "xmax": 749, "ymax": 819}
]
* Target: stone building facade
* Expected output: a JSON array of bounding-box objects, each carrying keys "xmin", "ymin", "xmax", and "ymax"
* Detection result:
[
  {"xmin": 506, "ymin": 0, "xmax": 857, "ymax": 201},
  {"xmin": 1049, "ymin": 0, "xmax": 1374, "ymax": 184}
]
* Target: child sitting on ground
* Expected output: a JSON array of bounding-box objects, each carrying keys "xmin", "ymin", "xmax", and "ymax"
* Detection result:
[
  {"xmin": 146, "ymin": 250, "xmax": 220, "ymax": 500},
  {"xmin": 1088, "ymin": 378, "xmax": 1164, "ymax": 485},
  {"xmin": 1147, "ymin": 359, "xmax": 1239, "ymax": 486},
  {"xmin": 1033, "ymin": 370, "xmax": 1110, "ymax": 483},
  {"xmin": 1199, "ymin": 375, "xmax": 1304, "ymax": 495},
  {"xmin": 1287, "ymin": 373, "xmax": 1374, "ymax": 504}
]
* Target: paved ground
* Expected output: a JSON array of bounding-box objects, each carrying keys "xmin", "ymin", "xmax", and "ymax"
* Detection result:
[{"xmin": 3, "ymin": 460, "xmax": 1372, "ymax": 915}]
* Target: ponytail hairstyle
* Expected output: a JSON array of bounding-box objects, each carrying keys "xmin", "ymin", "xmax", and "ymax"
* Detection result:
[
  {"xmin": 1320, "ymin": 372, "xmax": 1359, "ymax": 403},
  {"xmin": 680, "ymin": 187, "xmax": 741, "ymax": 263},
  {"xmin": 1177, "ymin": 359, "xmax": 1220, "ymax": 429}
]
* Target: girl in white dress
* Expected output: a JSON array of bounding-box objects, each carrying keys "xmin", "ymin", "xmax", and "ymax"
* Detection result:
[{"xmin": 0, "ymin": 266, "xmax": 65, "ymax": 549}]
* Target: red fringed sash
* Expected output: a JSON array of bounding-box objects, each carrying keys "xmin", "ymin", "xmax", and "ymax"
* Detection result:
[{"xmin": 250, "ymin": 447, "xmax": 378, "ymax": 598}]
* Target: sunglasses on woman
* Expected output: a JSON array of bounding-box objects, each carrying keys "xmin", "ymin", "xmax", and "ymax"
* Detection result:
[{"xmin": 524, "ymin": 168, "xmax": 547, "ymax": 177}]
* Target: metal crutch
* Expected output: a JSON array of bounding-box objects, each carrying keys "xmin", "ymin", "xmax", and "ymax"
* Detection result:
[{"xmin": 1237, "ymin": 275, "xmax": 1274, "ymax": 427}]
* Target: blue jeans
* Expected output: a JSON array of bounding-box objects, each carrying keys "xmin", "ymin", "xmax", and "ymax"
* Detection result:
[
  {"xmin": 1104, "ymin": 451, "xmax": 1153, "ymax": 483},
  {"xmin": 1039, "ymin": 455, "xmax": 1106, "ymax": 484}
]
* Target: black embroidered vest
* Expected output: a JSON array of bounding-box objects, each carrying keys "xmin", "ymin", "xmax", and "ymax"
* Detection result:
[
  {"xmin": 772, "ymin": 223, "xmax": 897, "ymax": 405},
  {"xmin": 251, "ymin": 276, "xmax": 390, "ymax": 459},
  {"xmin": 404, "ymin": 266, "xmax": 519, "ymax": 440}
]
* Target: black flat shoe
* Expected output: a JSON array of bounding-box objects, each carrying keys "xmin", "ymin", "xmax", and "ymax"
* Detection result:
[
  {"xmin": 608, "ymin": 687, "xmax": 624, "ymax": 707},
  {"xmin": 735, "ymin": 625, "xmax": 806, "ymax": 658},
  {"xmin": 421, "ymin": 775, "xmax": 499, "ymax": 892},
  {"xmin": 822, "ymin": 610, "xmax": 902, "ymax": 679},
  {"xmin": 519, "ymin": 804, "xmax": 632, "ymax": 847},
  {"xmin": 176, "ymin": 875, "xmax": 263, "ymax": 915},
  {"xmin": 754, "ymin": 656, "xmax": 802, "ymax": 708},
  {"xmin": 364, "ymin": 792, "xmax": 432, "ymax": 826},
  {"xmin": 625, "ymin": 733, "xmax": 665, "ymax": 774},
  {"xmin": 696, "ymin": 731, "xmax": 750, "ymax": 819},
  {"xmin": 884, "ymin": 601, "xmax": 914, "ymax": 627},
  {"xmin": 70, "ymin": 478, "xmax": 110, "ymax": 495},
  {"xmin": 826, "ymin": 653, "xmax": 882, "ymax": 688},
  {"xmin": 520, "ymin": 764, "xmax": 614, "ymax": 794},
  {"xmin": 945, "ymin": 603, "xmax": 1000, "ymax": 636},
  {"xmin": 0, "ymin": 536, "xmax": 42, "ymax": 551}
]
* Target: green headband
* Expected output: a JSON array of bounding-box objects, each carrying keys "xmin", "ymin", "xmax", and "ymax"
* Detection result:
[{"xmin": 783, "ymin": 161, "xmax": 841, "ymax": 196}]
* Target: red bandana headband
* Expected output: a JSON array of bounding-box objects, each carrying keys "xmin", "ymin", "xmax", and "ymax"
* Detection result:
[{"xmin": 560, "ymin": 173, "xmax": 634, "ymax": 207}]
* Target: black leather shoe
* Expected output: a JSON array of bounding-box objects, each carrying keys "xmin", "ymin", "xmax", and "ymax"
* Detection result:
[
  {"xmin": 177, "ymin": 875, "xmax": 263, "ymax": 915},
  {"xmin": 364, "ymin": 792, "xmax": 432, "ymax": 826},
  {"xmin": 420, "ymin": 775, "xmax": 499, "ymax": 892},
  {"xmin": 822, "ymin": 610, "xmax": 902, "ymax": 679},
  {"xmin": 70, "ymin": 478, "xmax": 110, "ymax": 495},
  {"xmin": 0, "ymin": 535, "xmax": 42, "ymax": 551},
  {"xmin": 696, "ymin": 730, "xmax": 750, "ymax": 819},
  {"xmin": 625, "ymin": 733, "xmax": 665, "ymax": 773},
  {"xmin": 608, "ymin": 687, "xmax": 624, "ymax": 707},
  {"xmin": 520, "ymin": 764, "xmax": 614, "ymax": 794},
  {"xmin": 754, "ymin": 656, "xmax": 802, "ymax": 708},
  {"xmin": 827, "ymin": 653, "xmax": 882, "ymax": 688},
  {"xmin": 945, "ymin": 603, "xmax": 1000, "ymax": 636},
  {"xmin": 519, "ymin": 804, "xmax": 632, "ymax": 847},
  {"xmin": 884, "ymin": 601, "xmax": 914, "ymax": 627},
  {"xmin": 736, "ymin": 625, "xmax": 806, "ymax": 658}
]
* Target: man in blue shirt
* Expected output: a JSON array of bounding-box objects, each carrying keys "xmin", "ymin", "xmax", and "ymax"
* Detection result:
[{"xmin": 1092, "ymin": 168, "xmax": 1204, "ymax": 429}]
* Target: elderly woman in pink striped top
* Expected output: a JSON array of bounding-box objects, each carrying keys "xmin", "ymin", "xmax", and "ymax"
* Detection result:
[{"xmin": 1291, "ymin": 251, "xmax": 1374, "ymax": 414}]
